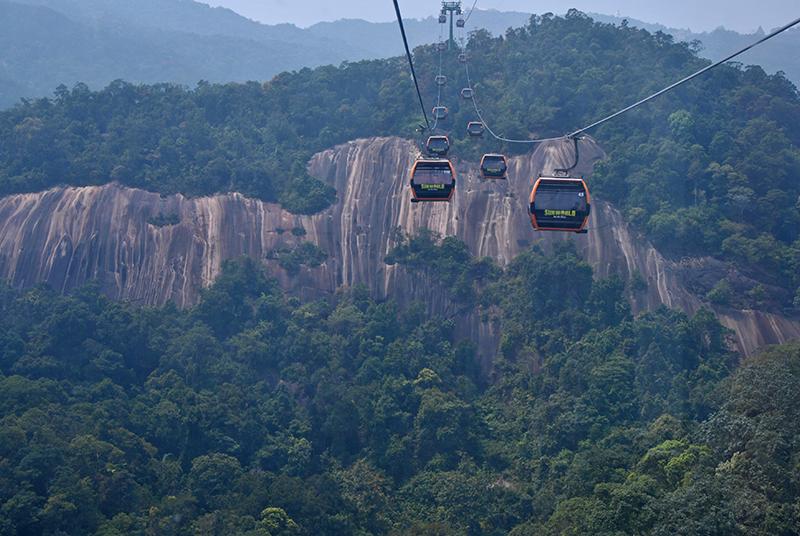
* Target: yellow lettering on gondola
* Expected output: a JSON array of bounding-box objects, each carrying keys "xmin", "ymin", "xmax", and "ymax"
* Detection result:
[
  {"xmin": 544, "ymin": 210, "xmax": 576, "ymax": 217},
  {"xmin": 421, "ymin": 184, "xmax": 445, "ymax": 190}
]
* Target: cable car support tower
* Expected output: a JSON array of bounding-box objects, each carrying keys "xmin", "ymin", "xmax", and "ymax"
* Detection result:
[{"xmin": 438, "ymin": 1, "xmax": 462, "ymax": 51}]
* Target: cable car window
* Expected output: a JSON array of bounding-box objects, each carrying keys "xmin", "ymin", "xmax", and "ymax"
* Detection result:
[
  {"xmin": 413, "ymin": 164, "xmax": 453, "ymax": 185},
  {"xmin": 534, "ymin": 186, "xmax": 588, "ymax": 212}
]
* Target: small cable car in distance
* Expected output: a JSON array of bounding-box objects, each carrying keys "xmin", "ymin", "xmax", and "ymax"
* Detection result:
[
  {"xmin": 439, "ymin": 12, "xmax": 447, "ymax": 23},
  {"xmin": 438, "ymin": 42, "xmax": 447, "ymax": 51},
  {"xmin": 410, "ymin": 159, "xmax": 456, "ymax": 202},
  {"xmin": 480, "ymin": 154, "xmax": 508, "ymax": 179},
  {"xmin": 458, "ymin": 53, "xmax": 468, "ymax": 64},
  {"xmin": 460, "ymin": 88, "xmax": 473, "ymax": 100},
  {"xmin": 456, "ymin": 17, "xmax": 465, "ymax": 28},
  {"xmin": 426, "ymin": 135, "xmax": 450, "ymax": 157},
  {"xmin": 529, "ymin": 175, "xmax": 591, "ymax": 232},
  {"xmin": 435, "ymin": 75, "xmax": 447, "ymax": 87},
  {"xmin": 467, "ymin": 121, "xmax": 484, "ymax": 138},
  {"xmin": 432, "ymin": 107, "xmax": 448, "ymax": 122}
]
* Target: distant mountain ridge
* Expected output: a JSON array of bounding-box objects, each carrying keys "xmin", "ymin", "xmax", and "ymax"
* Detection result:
[{"xmin": 1, "ymin": 0, "xmax": 798, "ymax": 110}]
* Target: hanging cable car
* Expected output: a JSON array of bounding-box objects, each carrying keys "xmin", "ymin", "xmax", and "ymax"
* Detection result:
[
  {"xmin": 410, "ymin": 159, "xmax": 456, "ymax": 202},
  {"xmin": 460, "ymin": 88, "xmax": 473, "ymax": 100},
  {"xmin": 458, "ymin": 53, "xmax": 468, "ymax": 64},
  {"xmin": 438, "ymin": 41, "xmax": 447, "ymax": 51},
  {"xmin": 467, "ymin": 122, "xmax": 484, "ymax": 138},
  {"xmin": 426, "ymin": 136, "xmax": 450, "ymax": 157},
  {"xmin": 529, "ymin": 176, "xmax": 591, "ymax": 232},
  {"xmin": 480, "ymin": 154, "xmax": 508, "ymax": 179},
  {"xmin": 432, "ymin": 107, "xmax": 448, "ymax": 122},
  {"xmin": 456, "ymin": 17, "xmax": 465, "ymax": 28},
  {"xmin": 435, "ymin": 75, "xmax": 447, "ymax": 87},
  {"xmin": 438, "ymin": 12, "xmax": 447, "ymax": 23}
]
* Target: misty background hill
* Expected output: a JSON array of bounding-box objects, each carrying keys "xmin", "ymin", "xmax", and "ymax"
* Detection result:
[{"xmin": 1, "ymin": 0, "xmax": 798, "ymax": 110}]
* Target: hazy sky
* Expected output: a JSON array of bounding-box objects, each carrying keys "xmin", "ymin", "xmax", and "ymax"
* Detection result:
[{"xmin": 203, "ymin": 0, "xmax": 798, "ymax": 34}]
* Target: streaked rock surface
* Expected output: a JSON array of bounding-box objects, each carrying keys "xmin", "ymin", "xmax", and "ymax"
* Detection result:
[{"xmin": 0, "ymin": 136, "xmax": 797, "ymax": 359}]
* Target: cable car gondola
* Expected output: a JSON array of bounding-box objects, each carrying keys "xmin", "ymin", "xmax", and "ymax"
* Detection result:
[
  {"xmin": 410, "ymin": 159, "xmax": 456, "ymax": 202},
  {"xmin": 480, "ymin": 154, "xmax": 508, "ymax": 179},
  {"xmin": 437, "ymin": 42, "xmax": 447, "ymax": 51},
  {"xmin": 460, "ymin": 88, "xmax": 473, "ymax": 100},
  {"xmin": 529, "ymin": 176, "xmax": 591, "ymax": 232},
  {"xmin": 426, "ymin": 135, "xmax": 450, "ymax": 157},
  {"xmin": 456, "ymin": 17, "xmax": 465, "ymax": 28},
  {"xmin": 432, "ymin": 107, "xmax": 448, "ymax": 122},
  {"xmin": 458, "ymin": 53, "xmax": 468, "ymax": 64},
  {"xmin": 435, "ymin": 75, "xmax": 447, "ymax": 88},
  {"xmin": 438, "ymin": 12, "xmax": 447, "ymax": 23},
  {"xmin": 467, "ymin": 122, "xmax": 484, "ymax": 138}
]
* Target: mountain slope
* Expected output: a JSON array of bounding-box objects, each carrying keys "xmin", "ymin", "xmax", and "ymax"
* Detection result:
[
  {"xmin": 0, "ymin": 136, "xmax": 797, "ymax": 359},
  {"xmin": 4, "ymin": 0, "xmax": 797, "ymax": 112},
  {"xmin": 0, "ymin": 0, "xmax": 360, "ymax": 109}
]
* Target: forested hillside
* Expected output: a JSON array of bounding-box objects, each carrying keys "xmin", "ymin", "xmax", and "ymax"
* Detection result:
[
  {"xmin": 3, "ymin": 0, "xmax": 799, "ymax": 110},
  {"xmin": 2, "ymin": 10, "xmax": 800, "ymax": 301},
  {"xmin": 2, "ymin": 247, "xmax": 798, "ymax": 535},
  {"xmin": 2, "ymin": 11, "xmax": 800, "ymax": 535}
]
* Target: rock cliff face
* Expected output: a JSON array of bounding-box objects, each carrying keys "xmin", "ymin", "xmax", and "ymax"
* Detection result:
[{"xmin": 0, "ymin": 136, "xmax": 797, "ymax": 359}]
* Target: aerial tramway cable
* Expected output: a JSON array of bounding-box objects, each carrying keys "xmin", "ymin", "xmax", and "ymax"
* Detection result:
[
  {"xmin": 567, "ymin": 15, "xmax": 800, "ymax": 138},
  {"xmin": 430, "ymin": 24, "xmax": 447, "ymax": 133},
  {"xmin": 392, "ymin": 0, "xmax": 431, "ymax": 131},
  {"xmin": 462, "ymin": 0, "xmax": 478, "ymax": 25},
  {"xmin": 459, "ymin": 14, "xmax": 800, "ymax": 144}
]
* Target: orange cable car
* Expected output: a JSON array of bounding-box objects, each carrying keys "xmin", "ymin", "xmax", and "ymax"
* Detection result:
[
  {"xmin": 410, "ymin": 159, "xmax": 456, "ymax": 202},
  {"xmin": 461, "ymin": 88, "xmax": 474, "ymax": 100},
  {"xmin": 435, "ymin": 75, "xmax": 447, "ymax": 87},
  {"xmin": 467, "ymin": 121, "xmax": 484, "ymax": 138},
  {"xmin": 432, "ymin": 106, "xmax": 448, "ymax": 122},
  {"xmin": 480, "ymin": 154, "xmax": 507, "ymax": 179},
  {"xmin": 426, "ymin": 135, "xmax": 450, "ymax": 157},
  {"xmin": 529, "ymin": 176, "xmax": 591, "ymax": 232}
]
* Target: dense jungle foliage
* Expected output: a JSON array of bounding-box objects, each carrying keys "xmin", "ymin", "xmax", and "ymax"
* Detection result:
[
  {"xmin": 2, "ymin": 244, "xmax": 799, "ymax": 536},
  {"xmin": 2, "ymin": 10, "xmax": 800, "ymax": 535},
  {"xmin": 1, "ymin": 11, "xmax": 800, "ymax": 300}
]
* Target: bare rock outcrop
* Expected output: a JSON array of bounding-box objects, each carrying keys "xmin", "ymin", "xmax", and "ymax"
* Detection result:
[{"xmin": 0, "ymin": 136, "xmax": 797, "ymax": 359}]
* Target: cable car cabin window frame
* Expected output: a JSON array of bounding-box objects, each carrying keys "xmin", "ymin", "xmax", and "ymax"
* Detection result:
[
  {"xmin": 461, "ymin": 88, "xmax": 474, "ymax": 100},
  {"xmin": 480, "ymin": 154, "xmax": 508, "ymax": 179},
  {"xmin": 529, "ymin": 176, "xmax": 591, "ymax": 232},
  {"xmin": 410, "ymin": 159, "xmax": 456, "ymax": 202},
  {"xmin": 426, "ymin": 135, "xmax": 450, "ymax": 157},
  {"xmin": 467, "ymin": 122, "xmax": 484, "ymax": 138},
  {"xmin": 435, "ymin": 75, "xmax": 447, "ymax": 88},
  {"xmin": 432, "ymin": 107, "xmax": 448, "ymax": 122}
]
